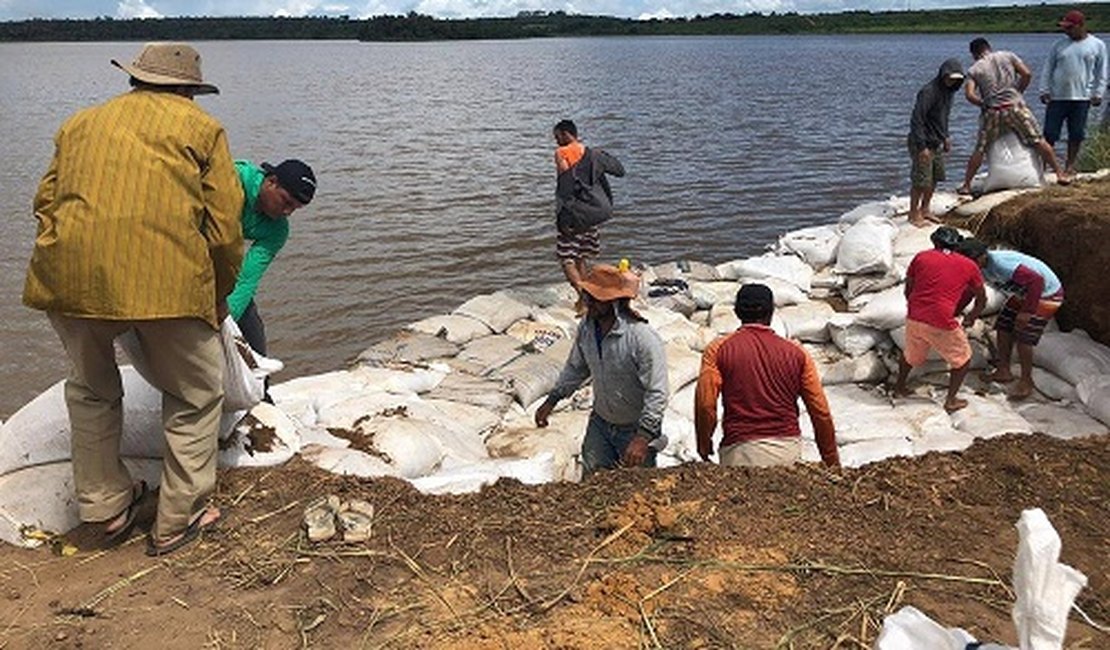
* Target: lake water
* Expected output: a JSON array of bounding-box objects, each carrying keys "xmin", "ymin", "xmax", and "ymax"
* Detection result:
[{"xmin": 0, "ymin": 34, "xmax": 1069, "ymax": 418}]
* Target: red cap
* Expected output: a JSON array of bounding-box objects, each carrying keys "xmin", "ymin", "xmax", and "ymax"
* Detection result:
[{"xmin": 1059, "ymin": 10, "xmax": 1085, "ymax": 28}]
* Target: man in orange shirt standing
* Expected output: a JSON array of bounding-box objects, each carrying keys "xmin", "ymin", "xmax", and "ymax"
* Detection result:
[
  {"xmin": 553, "ymin": 119, "xmax": 624, "ymax": 292},
  {"xmin": 694, "ymin": 284, "xmax": 840, "ymax": 468}
]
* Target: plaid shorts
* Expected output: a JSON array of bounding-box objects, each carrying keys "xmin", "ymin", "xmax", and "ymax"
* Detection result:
[
  {"xmin": 555, "ymin": 226, "xmax": 600, "ymax": 261},
  {"xmin": 974, "ymin": 103, "xmax": 1044, "ymax": 155},
  {"xmin": 995, "ymin": 287, "xmax": 1063, "ymax": 346},
  {"xmin": 908, "ymin": 140, "xmax": 945, "ymax": 189}
]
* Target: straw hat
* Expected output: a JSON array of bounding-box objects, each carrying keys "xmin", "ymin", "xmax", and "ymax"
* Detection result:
[
  {"xmin": 111, "ymin": 42, "xmax": 219, "ymax": 95},
  {"xmin": 579, "ymin": 265, "xmax": 640, "ymax": 302}
]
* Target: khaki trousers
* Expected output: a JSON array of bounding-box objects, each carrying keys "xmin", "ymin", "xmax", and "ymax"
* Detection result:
[
  {"xmin": 719, "ymin": 437, "xmax": 801, "ymax": 468},
  {"xmin": 48, "ymin": 314, "xmax": 224, "ymax": 539}
]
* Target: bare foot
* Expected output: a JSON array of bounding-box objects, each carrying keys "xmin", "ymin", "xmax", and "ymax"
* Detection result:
[
  {"xmin": 956, "ymin": 184, "xmax": 972, "ymax": 196},
  {"xmin": 1056, "ymin": 173, "xmax": 1072, "ymax": 186},
  {"xmin": 944, "ymin": 398, "xmax": 969, "ymax": 413},
  {"xmin": 909, "ymin": 216, "xmax": 928, "ymax": 228},
  {"xmin": 1008, "ymin": 381, "xmax": 1035, "ymax": 401}
]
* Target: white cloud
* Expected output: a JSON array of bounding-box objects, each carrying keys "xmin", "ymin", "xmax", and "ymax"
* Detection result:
[
  {"xmin": 638, "ymin": 8, "xmax": 673, "ymax": 19},
  {"xmin": 117, "ymin": 0, "xmax": 162, "ymax": 18}
]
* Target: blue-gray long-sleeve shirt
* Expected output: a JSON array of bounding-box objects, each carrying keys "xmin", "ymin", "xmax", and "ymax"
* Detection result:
[{"xmin": 547, "ymin": 309, "xmax": 669, "ymax": 437}]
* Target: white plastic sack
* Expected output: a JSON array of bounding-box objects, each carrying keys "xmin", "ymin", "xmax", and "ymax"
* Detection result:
[
  {"xmin": 665, "ymin": 342, "xmax": 700, "ymax": 395},
  {"xmin": 454, "ymin": 291, "xmax": 534, "ymax": 334},
  {"xmin": 1075, "ymin": 374, "xmax": 1110, "ymax": 427},
  {"xmin": 1033, "ymin": 330, "xmax": 1110, "ymax": 386},
  {"xmin": 408, "ymin": 453, "xmax": 557, "ymax": 495},
  {"xmin": 487, "ymin": 408, "xmax": 590, "ymax": 482},
  {"xmin": 408, "ymin": 313, "xmax": 493, "ymax": 344},
  {"xmin": 842, "ymin": 267, "xmax": 904, "ymax": 300},
  {"xmin": 948, "ymin": 394, "xmax": 1033, "ymax": 439},
  {"xmin": 827, "ymin": 313, "xmax": 889, "ymax": 357},
  {"xmin": 854, "ymin": 286, "xmax": 908, "ymax": 330},
  {"xmin": 875, "ymin": 606, "xmax": 979, "ymax": 650},
  {"xmin": 219, "ymin": 402, "xmax": 301, "ymax": 468},
  {"xmin": 716, "ymin": 254, "xmax": 814, "ymax": 292},
  {"xmin": 834, "ymin": 216, "xmax": 898, "ymax": 275},
  {"xmin": 457, "ymin": 334, "xmax": 525, "ymax": 375},
  {"xmin": 983, "ymin": 131, "xmax": 1045, "ymax": 192},
  {"xmin": 776, "ymin": 301, "xmax": 836, "ymax": 343},
  {"xmin": 1012, "ymin": 508, "xmax": 1088, "ymax": 650},
  {"xmin": 775, "ymin": 224, "xmax": 842, "ymax": 269},
  {"xmin": 494, "ymin": 337, "xmax": 571, "ymax": 408},
  {"xmin": 1014, "ymin": 402, "xmax": 1108, "ymax": 440},
  {"xmin": 838, "ymin": 199, "xmax": 897, "ymax": 226}
]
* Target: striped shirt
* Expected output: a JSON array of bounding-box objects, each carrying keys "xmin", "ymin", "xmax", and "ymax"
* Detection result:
[{"xmin": 24, "ymin": 89, "xmax": 244, "ymax": 328}]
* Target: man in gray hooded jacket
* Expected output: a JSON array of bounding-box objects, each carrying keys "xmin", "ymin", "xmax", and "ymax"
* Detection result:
[{"xmin": 907, "ymin": 58, "xmax": 965, "ymax": 226}]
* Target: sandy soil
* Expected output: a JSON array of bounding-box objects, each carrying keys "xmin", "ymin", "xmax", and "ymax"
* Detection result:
[{"xmin": 0, "ymin": 433, "xmax": 1106, "ymax": 649}]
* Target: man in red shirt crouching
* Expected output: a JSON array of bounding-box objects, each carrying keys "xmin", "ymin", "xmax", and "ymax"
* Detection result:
[
  {"xmin": 694, "ymin": 284, "xmax": 840, "ymax": 468},
  {"xmin": 891, "ymin": 227, "xmax": 987, "ymax": 413}
]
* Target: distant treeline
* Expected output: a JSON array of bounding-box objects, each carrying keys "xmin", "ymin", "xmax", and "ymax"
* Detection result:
[{"xmin": 2, "ymin": 4, "xmax": 1110, "ymax": 42}]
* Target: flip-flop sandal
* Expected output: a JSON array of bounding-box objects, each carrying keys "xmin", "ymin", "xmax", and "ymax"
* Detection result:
[
  {"xmin": 337, "ymin": 499, "xmax": 374, "ymax": 543},
  {"xmin": 145, "ymin": 507, "xmax": 221, "ymax": 557},
  {"xmin": 104, "ymin": 480, "xmax": 148, "ymax": 547},
  {"xmin": 302, "ymin": 495, "xmax": 340, "ymax": 543}
]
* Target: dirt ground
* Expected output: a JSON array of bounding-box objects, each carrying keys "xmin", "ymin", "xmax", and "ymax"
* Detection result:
[
  {"xmin": 0, "ymin": 433, "xmax": 1106, "ymax": 649},
  {"xmin": 973, "ymin": 175, "xmax": 1110, "ymax": 347}
]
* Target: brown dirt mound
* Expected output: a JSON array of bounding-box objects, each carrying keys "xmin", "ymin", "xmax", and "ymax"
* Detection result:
[
  {"xmin": 0, "ymin": 433, "xmax": 1106, "ymax": 649},
  {"xmin": 974, "ymin": 176, "xmax": 1110, "ymax": 347}
]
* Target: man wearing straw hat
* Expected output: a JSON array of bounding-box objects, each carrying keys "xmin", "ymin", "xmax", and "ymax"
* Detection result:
[
  {"xmin": 23, "ymin": 42, "xmax": 243, "ymax": 556},
  {"xmin": 535, "ymin": 264, "xmax": 669, "ymax": 477}
]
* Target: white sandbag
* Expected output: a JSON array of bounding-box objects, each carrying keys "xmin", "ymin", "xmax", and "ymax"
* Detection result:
[
  {"xmin": 837, "ymin": 438, "xmax": 915, "ymax": 468},
  {"xmin": 494, "ymin": 337, "xmax": 571, "ymax": 408},
  {"xmin": 300, "ymin": 444, "xmax": 396, "ymax": 478},
  {"xmin": 219, "ymin": 402, "xmax": 301, "ymax": 468},
  {"xmin": 665, "ymin": 342, "xmax": 700, "ymax": 395},
  {"xmin": 504, "ymin": 319, "xmax": 566, "ymax": 351},
  {"xmin": 425, "ymin": 372, "xmax": 514, "ymax": 413},
  {"xmin": 655, "ymin": 317, "xmax": 716, "ymax": 352},
  {"xmin": 1032, "ymin": 330, "xmax": 1110, "ymax": 386},
  {"xmin": 1031, "ymin": 367, "xmax": 1079, "ymax": 403},
  {"xmin": 635, "ymin": 303, "xmax": 694, "ymax": 331},
  {"xmin": 454, "ymin": 291, "xmax": 534, "ymax": 334},
  {"xmin": 270, "ymin": 370, "xmax": 367, "ymax": 428},
  {"xmin": 529, "ymin": 306, "xmax": 581, "ymax": 338},
  {"xmin": 408, "ymin": 453, "xmax": 558, "ymax": 495},
  {"xmin": 457, "ymin": 334, "xmax": 525, "ymax": 374},
  {"xmin": 349, "ymin": 362, "xmax": 449, "ymax": 395},
  {"xmin": 0, "ymin": 458, "xmax": 163, "ymax": 547},
  {"xmin": 1012, "ymin": 508, "xmax": 1088, "ymax": 650},
  {"xmin": 927, "ymin": 191, "xmax": 966, "ymax": 216},
  {"xmin": 827, "ymin": 313, "xmax": 889, "ymax": 357},
  {"xmin": 356, "ymin": 331, "xmax": 460, "ymax": 365},
  {"xmin": 487, "ymin": 408, "xmax": 590, "ymax": 482},
  {"xmin": 0, "ymin": 367, "xmax": 197, "ymax": 477},
  {"xmin": 842, "ymin": 267, "xmax": 904, "ymax": 300},
  {"xmin": 507, "ymin": 283, "xmax": 577, "ymax": 310},
  {"xmin": 716, "ymin": 254, "xmax": 814, "ymax": 292},
  {"xmin": 854, "ymin": 286, "xmax": 907, "ymax": 330},
  {"xmin": 708, "ymin": 302, "xmax": 741, "ymax": 335},
  {"xmin": 834, "ymin": 216, "xmax": 898, "ymax": 275},
  {"xmin": 776, "ymin": 301, "xmax": 836, "ymax": 343},
  {"xmin": 949, "ymin": 394, "xmax": 1033, "ymax": 439},
  {"xmin": 688, "ymin": 280, "xmax": 740, "ymax": 309},
  {"xmin": 911, "ymin": 430, "xmax": 978, "ymax": 456},
  {"xmin": 775, "ymin": 224, "xmax": 842, "ymax": 269},
  {"xmin": 408, "ymin": 313, "xmax": 492, "ymax": 344},
  {"xmin": 1075, "ymin": 374, "xmax": 1110, "ymax": 427},
  {"xmin": 807, "ymin": 346, "xmax": 889, "ymax": 385},
  {"xmin": 1014, "ymin": 402, "xmax": 1108, "ymax": 440},
  {"xmin": 315, "ymin": 408, "xmax": 444, "ymax": 479},
  {"xmin": 892, "ymin": 222, "xmax": 940, "ymax": 259},
  {"xmin": 838, "ymin": 199, "xmax": 897, "ymax": 226},
  {"xmin": 983, "ymin": 131, "xmax": 1045, "ymax": 192},
  {"xmin": 875, "ymin": 606, "xmax": 978, "ymax": 650}
]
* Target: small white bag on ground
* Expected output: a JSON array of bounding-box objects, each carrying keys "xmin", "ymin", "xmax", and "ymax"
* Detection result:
[
  {"xmin": 983, "ymin": 131, "xmax": 1045, "ymax": 192},
  {"xmin": 1012, "ymin": 508, "xmax": 1088, "ymax": 650},
  {"xmin": 875, "ymin": 605, "xmax": 986, "ymax": 649},
  {"xmin": 775, "ymin": 224, "xmax": 842, "ymax": 269}
]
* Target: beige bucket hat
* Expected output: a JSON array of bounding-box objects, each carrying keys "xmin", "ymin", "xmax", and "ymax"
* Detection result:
[{"xmin": 111, "ymin": 42, "xmax": 219, "ymax": 95}]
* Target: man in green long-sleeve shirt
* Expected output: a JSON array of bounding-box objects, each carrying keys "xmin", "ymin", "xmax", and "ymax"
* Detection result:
[{"xmin": 229, "ymin": 159, "xmax": 316, "ymax": 357}]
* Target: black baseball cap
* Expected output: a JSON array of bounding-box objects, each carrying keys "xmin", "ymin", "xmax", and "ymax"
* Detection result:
[{"xmin": 262, "ymin": 159, "xmax": 316, "ymax": 204}]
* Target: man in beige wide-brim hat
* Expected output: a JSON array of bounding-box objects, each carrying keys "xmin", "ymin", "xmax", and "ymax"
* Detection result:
[
  {"xmin": 23, "ymin": 42, "xmax": 243, "ymax": 556},
  {"xmin": 535, "ymin": 264, "xmax": 670, "ymax": 477}
]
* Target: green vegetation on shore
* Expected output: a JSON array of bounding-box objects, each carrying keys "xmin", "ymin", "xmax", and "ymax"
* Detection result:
[{"xmin": 2, "ymin": 3, "xmax": 1110, "ymax": 42}]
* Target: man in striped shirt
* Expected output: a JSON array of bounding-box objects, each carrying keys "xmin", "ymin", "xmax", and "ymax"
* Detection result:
[
  {"xmin": 23, "ymin": 43, "xmax": 242, "ymax": 556},
  {"xmin": 694, "ymin": 284, "xmax": 840, "ymax": 468}
]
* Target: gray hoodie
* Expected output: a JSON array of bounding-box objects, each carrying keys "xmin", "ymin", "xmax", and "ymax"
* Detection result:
[{"xmin": 908, "ymin": 58, "xmax": 965, "ymax": 152}]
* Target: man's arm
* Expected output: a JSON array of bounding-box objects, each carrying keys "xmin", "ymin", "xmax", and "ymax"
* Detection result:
[
  {"xmin": 1093, "ymin": 40, "xmax": 1108, "ymax": 104},
  {"xmin": 908, "ymin": 88, "xmax": 935, "ymax": 152},
  {"xmin": 798, "ymin": 350, "xmax": 839, "ymax": 468},
  {"xmin": 1011, "ymin": 264, "xmax": 1046, "ymax": 314},
  {"xmin": 32, "ymin": 145, "xmax": 59, "ymax": 224},
  {"xmin": 694, "ymin": 338, "xmax": 725, "ymax": 461},
  {"xmin": 1014, "ymin": 55, "xmax": 1033, "ymax": 94},
  {"xmin": 535, "ymin": 331, "xmax": 590, "ymax": 427},
  {"xmin": 202, "ymin": 127, "xmax": 245, "ymax": 310},
  {"xmin": 964, "ymin": 77, "xmax": 983, "ymax": 108},
  {"xmin": 226, "ymin": 223, "xmax": 288, "ymax": 321},
  {"xmin": 622, "ymin": 326, "xmax": 669, "ymax": 467},
  {"xmin": 963, "ymin": 283, "xmax": 988, "ymax": 327},
  {"xmin": 594, "ymin": 149, "xmax": 625, "ymax": 178}
]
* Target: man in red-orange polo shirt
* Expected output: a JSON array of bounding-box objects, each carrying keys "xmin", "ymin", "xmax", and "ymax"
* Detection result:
[{"xmin": 694, "ymin": 284, "xmax": 840, "ymax": 468}]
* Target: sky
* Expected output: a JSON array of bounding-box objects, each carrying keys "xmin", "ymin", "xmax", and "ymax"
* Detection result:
[{"xmin": 0, "ymin": 0, "xmax": 1079, "ymax": 22}]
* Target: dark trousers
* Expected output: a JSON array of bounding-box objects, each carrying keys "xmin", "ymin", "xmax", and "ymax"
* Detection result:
[{"xmin": 236, "ymin": 300, "xmax": 267, "ymax": 356}]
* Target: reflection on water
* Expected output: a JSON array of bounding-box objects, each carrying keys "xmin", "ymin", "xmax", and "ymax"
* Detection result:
[{"xmin": 0, "ymin": 34, "xmax": 1061, "ymax": 417}]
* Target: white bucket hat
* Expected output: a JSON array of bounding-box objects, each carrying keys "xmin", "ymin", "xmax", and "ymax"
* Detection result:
[{"xmin": 111, "ymin": 42, "xmax": 219, "ymax": 95}]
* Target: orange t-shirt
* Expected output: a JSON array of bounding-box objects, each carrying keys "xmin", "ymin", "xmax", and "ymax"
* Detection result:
[{"xmin": 555, "ymin": 141, "xmax": 586, "ymax": 173}]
